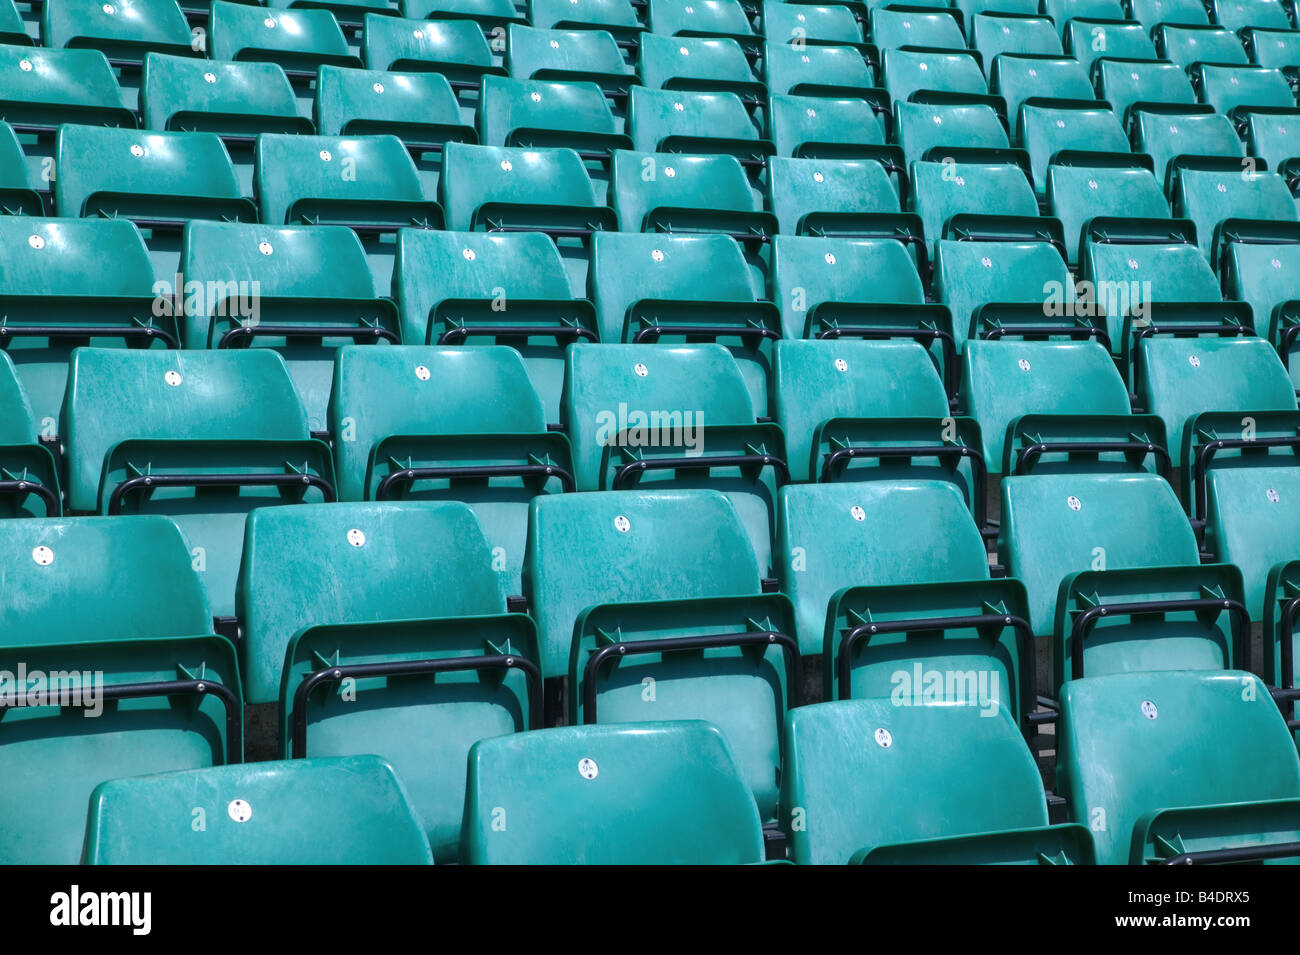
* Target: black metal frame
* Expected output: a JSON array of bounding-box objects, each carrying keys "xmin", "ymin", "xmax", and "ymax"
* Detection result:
[
  {"xmin": 0, "ymin": 478, "xmax": 59, "ymax": 515},
  {"xmin": 291, "ymin": 654, "xmax": 544, "ymax": 759},
  {"xmin": 820, "ymin": 443, "xmax": 987, "ymax": 534},
  {"xmin": 437, "ymin": 325, "xmax": 597, "ymax": 345},
  {"xmin": 817, "ymin": 325, "xmax": 957, "ymax": 400},
  {"xmin": 631, "ymin": 324, "xmax": 780, "ymax": 344},
  {"xmin": 218, "ymin": 325, "xmax": 400, "ymax": 347},
  {"xmin": 612, "ymin": 452, "xmax": 790, "ymax": 489},
  {"xmin": 0, "ymin": 323, "xmax": 179, "ymax": 349},
  {"xmin": 982, "ymin": 324, "xmax": 1111, "ymax": 351},
  {"xmin": 1158, "ymin": 842, "xmax": 1300, "ymax": 864},
  {"xmin": 1191, "ymin": 435, "xmax": 1300, "ymax": 526},
  {"xmin": 1014, "ymin": 439, "xmax": 1172, "ymax": 477},
  {"xmin": 376, "ymin": 462, "xmax": 576, "ymax": 500},
  {"xmin": 1069, "ymin": 597, "xmax": 1248, "ymax": 680},
  {"xmin": 1271, "ymin": 595, "xmax": 1300, "ymax": 729},
  {"xmin": 581, "ymin": 630, "xmax": 801, "ymax": 724},
  {"xmin": 107, "ymin": 472, "xmax": 336, "ymax": 515}
]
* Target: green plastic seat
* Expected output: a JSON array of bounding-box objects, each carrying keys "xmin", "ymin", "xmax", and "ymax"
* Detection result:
[
  {"xmin": 765, "ymin": 41, "xmax": 876, "ymax": 99},
  {"xmin": 1155, "ymin": 24, "xmax": 1250, "ymax": 68},
  {"xmin": 328, "ymin": 345, "xmax": 572, "ymax": 593},
  {"xmin": 896, "ymin": 101, "xmax": 1010, "ymax": 169},
  {"xmin": 0, "ymin": 351, "xmax": 60, "ymax": 516},
  {"xmin": 769, "ymin": 155, "xmax": 907, "ymax": 237},
  {"xmin": 1222, "ymin": 237, "xmax": 1300, "ymax": 386},
  {"xmin": 639, "ymin": 32, "xmax": 762, "ymax": 102},
  {"xmin": 524, "ymin": 489, "xmax": 797, "ymax": 818},
  {"xmin": 529, "ymin": 0, "xmax": 642, "ymax": 47},
  {"xmin": 237, "ymin": 500, "xmax": 539, "ymax": 860},
  {"xmin": 1214, "ymin": 0, "xmax": 1293, "ymax": 30},
  {"xmin": 1205, "ymin": 464, "xmax": 1300, "ymax": 620},
  {"xmin": 1019, "ymin": 102, "xmax": 1128, "ymax": 197},
  {"xmin": 210, "ymin": 0, "xmax": 359, "ymax": 75},
  {"xmin": 987, "ymin": 55, "xmax": 1093, "ymax": 138},
  {"xmin": 0, "ymin": 215, "xmax": 173, "ymax": 430},
  {"xmin": 973, "ymin": 12, "xmax": 1062, "ymax": 64},
  {"xmin": 0, "ymin": 514, "xmax": 240, "ymax": 864},
  {"xmin": 1134, "ymin": 110, "xmax": 1245, "ymax": 192},
  {"xmin": 1096, "ymin": 59, "xmax": 1197, "ymax": 126},
  {"xmin": 1245, "ymin": 110, "xmax": 1300, "ymax": 177},
  {"xmin": 270, "ymin": 0, "xmax": 397, "ymax": 28},
  {"xmin": 781, "ymin": 699, "xmax": 1094, "ymax": 864},
  {"xmin": 1048, "ymin": 160, "xmax": 1169, "ymax": 266},
  {"xmin": 1057, "ymin": 670, "xmax": 1300, "ymax": 864},
  {"xmin": 1063, "ymin": 20, "xmax": 1159, "ymax": 77},
  {"xmin": 910, "ymin": 157, "xmax": 1051, "ymax": 259},
  {"xmin": 142, "ymin": 53, "xmax": 309, "ymax": 136},
  {"xmin": 361, "ymin": 14, "xmax": 499, "ymax": 97},
  {"xmin": 1045, "ymin": 0, "xmax": 1125, "ymax": 34},
  {"xmin": 462, "ymin": 721, "xmax": 767, "ymax": 864},
  {"xmin": 43, "ymin": 0, "xmax": 196, "ymax": 64},
  {"xmin": 1192, "ymin": 63, "xmax": 1295, "ymax": 118},
  {"xmin": 871, "ymin": 7, "xmax": 966, "ymax": 52},
  {"xmin": 0, "ymin": 0, "xmax": 28, "ymax": 45},
  {"xmin": 63, "ymin": 348, "xmax": 333, "ymax": 619},
  {"xmin": 506, "ymin": 25, "xmax": 635, "ymax": 92},
  {"xmin": 1173, "ymin": 161, "xmax": 1297, "ymax": 265},
  {"xmin": 768, "ymin": 94, "xmax": 886, "ymax": 158},
  {"xmin": 1246, "ymin": 27, "xmax": 1300, "ymax": 68},
  {"xmin": 953, "ymin": 0, "xmax": 1039, "ymax": 21},
  {"xmin": 648, "ymin": 0, "xmax": 757, "ymax": 47},
  {"xmin": 883, "ymin": 47, "xmax": 991, "ymax": 109},
  {"xmin": 628, "ymin": 86, "xmax": 768, "ymax": 170},
  {"xmin": 483, "ymin": 74, "xmax": 629, "ymax": 161},
  {"xmin": 402, "ymin": 0, "xmax": 523, "ymax": 28},
  {"xmin": 1130, "ymin": 0, "xmax": 1209, "ymax": 27},
  {"xmin": 763, "ymin": 1, "xmax": 864, "ymax": 46},
  {"xmin": 83, "ymin": 756, "xmax": 434, "ymax": 864}
]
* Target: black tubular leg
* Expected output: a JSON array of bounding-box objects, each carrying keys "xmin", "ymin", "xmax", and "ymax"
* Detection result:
[
  {"xmin": 108, "ymin": 472, "xmax": 336, "ymax": 515},
  {"xmin": 612, "ymin": 453, "xmax": 790, "ymax": 489},
  {"xmin": 0, "ymin": 479, "xmax": 59, "ymax": 516},
  {"xmin": 376, "ymin": 463, "xmax": 576, "ymax": 500},
  {"xmin": 1070, "ymin": 598, "xmax": 1249, "ymax": 681},
  {"xmin": 631, "ymin": 325, "xmax": 780, "ymax": 344},
  {"xmin": 1014, "ymin": 440, "xmax": 1172, "ymax": 478},
  {"xmin": 581, "ymin": 631, "xmax": 801, "ymax": 724},
  {"xmin": 1159, "ymin": 842, "xmax": 1300, "ymax": 865},
  {"xmin": 291, "ymin": 654, "xmax": 543, "ymax": 758},
  {"xmin": 0, "ymin": 324, "xmax": 179, "ymax": 349},
  {"xmin": 437, "ymin": 325, "xmax": 597, "ymax": 345},
  {"xmin": 819, "ymin": 443, "xmax": 987, "ymax": 534},
  {"xmin": 219, "ymin": 325, "xmax": 399, "ymax": 347}
]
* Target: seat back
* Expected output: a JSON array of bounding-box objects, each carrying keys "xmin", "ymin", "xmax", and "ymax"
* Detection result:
[
  {"xmin": 210, "ymin": 0, "xmax": 356, "ymax": 71},
  {"xmin": 141, "ymin": 53, "xmax": 306, "ymax": 136}
]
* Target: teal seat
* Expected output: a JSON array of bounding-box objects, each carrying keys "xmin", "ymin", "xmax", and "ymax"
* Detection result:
[
  {"xmin": 210, "ymin": 1, "xmax": 360, "ymax": 78},
  {"xmin": 953, "ymin": 0, "xmax": 1039, "ymax": 21},
  {"xmin": 1135, "ymin": 110, "xmax": 1245, "ymax": 190},
  {"xmin": 180, "ymin": 220, "xmax": 399, "ymax": 430},
  {"xmin": 1047, "ymin": 160, "xmax": 1169, "ymax": 266},
  {"xmin": 769, "ymin": 155, "xmax": 914, "ymax": 246},
  {"xmin": 237, "ymin": 500, "xmax": 540, "ymax": 861},
  {"xmin": 775, "ymin": 480, "xmax": 1033, "ymax": 720},
  {"xmin": 781, "ymin": 700, "xmax": 1094, "ymax": 864},
  {"xmin": 63, "ymin": 348, "xmax": 333, "ymax": 619},
  {"xmin": 1155, "ymin": 24, "xmax": 1250, "ymax": 68},
  {"xmin": 1222, "ymin": 237, "xmax": 1300, "ymax": 388},
  {"xmin": 628, "ymin": 86, "xmax": 769, "ymax": 171},
  {"xmin": 1063, "ymin": 20, "xmax": 1158, "ymax": 77},
  {"xmin": 0, "ymin": 215, "xmax": 173, "ymax": 430},
  {"xmin": 1130, "ymin": 0, "xmax": 1210, "ymax": 27},
  {"xmin": 506, "ymin": 25, "xmax": 635, "ymax": 93},
  {"xmin": 0, "ymin": 351, "xmax": 60, "ymax": 516},
  {"xmin": 1192, "ymin": 63, "xmax": 1294, "ymax": 118},
  {"xmin": 529, "ymin": 0, "xmax": 642, "ymax": 47},
  {"xmin": 871, "ymin": 7, "xmax": 966, "ymax": 52},
  {"xmin": 1096, "ymin": 59, "xmax": 1198, "ymax": 126},
  {"xmin": 54, "ymin": 124, "xmax": 256, "ymax": 280},
  {"xmin": 1018, "ymin": 102, "xmax": 1129, "ymax": 198},
  {"xmin": 909, "ymin": 159, "xmax": 1050, "ymax": 260},
  {"xmin": 402, "ymin": 0, "xmax": 523, "ymax": 28},
  {"xmin": 43, "ymin": 0, "xmax": 195, "ymax": 65},
  {"xmin": 1205, "ymin": 464, "xmax": 1300, "ymax": 621},
  {"xmin": 648, "ymin": 0, "xmax": 757, "ymax": 50},
  {"xmin": 1213, "ymin": 0, "xmax": 1293, "ymax": 30},
  {"xmin": 1045, "ymin": 0, "xmax": 1125, "ymax": 34},
  {"xmin": 1245, "ymin": 110, "xmax": 1300, "ymax": 178},
  {"xmin": 1057, "ymin": 671, "xmax": 1300, "ymax": 864},
  {"xmin": 895, "ymin": 102, "xmax": 1011, "ymax": 170},
  {"xmin": 83, "ymin": 756, "xmax": 434, "ymax": 864},
  {"xmin": 523, "ymin": 489, "xmax": 798, "ymax": 819},
  {"xmin": 394, "ymin": 228, "xmax": 594, "ymax": 419},
  {"xmin": 0, "ymin": 0, "xmax": 27, "ymax": 45},
  {"xmin": 255, "ymin": 132, "xmax": 441, "ymax": 293},
  {"xmin": 462, "ymin": 722, "xmax": 767, "ymax": 864},
  {"xmin": 1172, "ymin": 161, "xmax": 1297, "ymax": 266},
  {"xmin": 439, "ymin": 141, "xmax": 614, "ymax": 296},
  {"xmin": 0, "ymin": 515, "xmax": 240, "ymax": 864},
  {"xmin": 1246, "ymin": 27, "xmax": 1300, "ymax": 68},
  {"xmin": 328, "ymin": 345, "xmax": 572, "ymax": 591},
  {"xmin": 989, "ymin": 56, "xmax": 1094, "ymax": 135},
  {"xmin": 765, "ymin": 41, "xmax": 876, "ymax": 99},
  {"xmin": 639, "ymin": 32, "xmax": 762, "ymax": 102},
  {"xmin": 972, "ymin": 13, "xmax": 1062, "ymax": 64},
  {"xmin": 142, "ymin": 53, "xmax": 307, "ymax": 137},
  {"xmin": 961, "ymin": 340, "xmax": 1152, "ymax": 477},
  {"xmin": 762, "ymin": 1, "xmax": 863, "ymax": 46},
  {"xmin": 767, "ymin": 94, "xmax": 886, "ymax": 158},
  {"xmin": 361, "ymin": 13, "xmax": 501, "ymax": 111},
  {"xmin": 1000, "ymin": 472, "xmax": 1242, "ymax": 695},
  {"xmin": 882, "ymin": 47, "xmax": 992, "ymax": 110},
  {"xmin": 0, "ymin": 120, "xmax": 45, "ymax": 215}
]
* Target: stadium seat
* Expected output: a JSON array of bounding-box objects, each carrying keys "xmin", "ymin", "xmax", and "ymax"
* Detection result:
[
  {"xmin": 639, "ymin": 32, "xmax": 762, "ymax": 103},
  {"xmin": 765, "ymin": 41, "xmax": 876, "ymax": 100},
  {"xmin": 1095, "ymin": 59, "xmax": 1197, "ymax": 126},
  {"xmin": 0, "ymin": 514, "xmax": 241, "ymax": 864},
  {"xmin": 1244, "ymin": 110, "xmax": 1300, "ymax": 179},
  {"xmin": 988, "ymin": 55, "xmax": 1096, "ymax": 140},
  {"xmin": 1171, "ymin": 159, "xmax": 1297, "ymax": 265},
  {"xmin": 403, "ymin": 0, "xmax": 523, "ymax": 28},
  {"xmin": 0, "ymin": 215, "xmax": 173, "ymax": 430},
  {"xmin": 767, "ymin": 94, "xmax": 887, "ymax": 158},
  {"xmin": 1045, "ymin": 0, "xmax": 1125, "ymax": 35},
  {"xmin": 83, "ymin": 756, "xmax": 434, "ymax": 864},
  {"xmin": 1018, "ymin": 102, "xmax": 1129, "ymax": 198},
  {"xmin": 524, "ymin": 489, "xmax": 799, "ymax": 819},
  {"xmin": 972, "ymin": 13, "xmax": 1063, "ymax": 64},
  {"xmin": 0, "ymin": 0, "xmax": 27, "ymax": 45},
  {"xmin": 1154, "ymin": 24, "xmax": 1249, "ymax": 69},
  {"xmin": 63, "ymin": 348, "xmax": 334, "ymax": 620},
  {"xmin": 896, "ymin": 102, "xmax": 1012, "ymax": 170},
  {"xmin": 1221, "ymin": 233, "xmax": 1300, "ymax": 387},
  {"xmin": 462, "ymin": 721, "xmax": 768, "ymax": 864},
  {"xmin": 1057, "ymin": 670, "xmax": 1300, "ymax": 864},
  {"xmin": 953, "ymin": 0, "xmax": 1039, "ymax": 20},
  {"xmin": 1062, "ymin": 20, "xmax": 1159, "ymax": 77},
  {"xmin": 506, "ymin": 25, "xmax": 635, "ymax": 93},
  {"xmin": 1129, "ymin": 0, "xmax": 1210, "ymax": 28},
  {"xmin": 648, "ymin": 0, "xmax": 758, "ymax": 53},
  {"xmin": 909, "ymin": 158, "xmax": 1054, "ymax": 261},
  {"xmin": 762, "ymin": 1, "xmax": 864, "ymax": 47},
  {"xmin": 236, "ymin": 499, "xmax": 540, "ymax": 860},
  {"xmin": 1047, "ymin": 158, "xmax": 1170, "ymax": 266},
  {"xmin": 768, "ymin": 155, "xmax": 912, "ymax": 242},
  {"xmin": 882, "ymin": 47, "xmax": 993, "ymax": 111},
  {"xmin": 529, "ymin": 0, "xmax": 642, "ymax": 48},
  {"xmin": 1245, "ymin": 26, "xmax": 1300, "ymax": 69},
  {"xmin": 1213, "ymin": 0, "xmax": 1293, "ymax": 31},
  {"xmin": 362, "ymin": 14, "xmax": 501, "ymax": 116},
  {"xmin": 1192, "ymin": 63, "xmax": 1295, "ymax": 119},
  {"xmin": 628, "ymin": 86, "xmax": 768, "ymax": 173},
  {"xmin": 781, "ymin": 699, "xmax": 1094, "ymax": 864},
  {"xmin": 871, "ymin": 7, "xmax": 966, "ymax": 53},
  {"xmin": 1133, "ymin": 109, "xmax": 1244, "ymax": 193},
  {"xmin": 42, "ymin": 0, "xmax": 196, "ymax": 71},
  {"xmin": 0, "ymin": 351, "xmax": 60, "ymax": 517}
]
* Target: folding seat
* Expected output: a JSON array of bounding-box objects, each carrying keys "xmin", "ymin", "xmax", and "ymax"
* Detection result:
[
  {"xmin": 765, "ymin": 41, "xmax": 877, "ymax": 101},
  {"xmin": 506, "ymin": 24, "xmax": 636, "ymax": 96},
  {"xmin": 0, "ymin": 0, "xmax": 27, "ymax": 45},
  {"xmin": 236, "ymin": 500, "xmax": 541, "ymax": 861},
  {"xmin": 781, "ymin": 700, "xmax": 1094, "ymax": 864},
  {"xmin": 1213, "ymin": 0, "xmax": 1294, "ymax": 31},
  {"xmin": 1044, "ymin": 0, "xmax": 1126, "ymax": 35},
  {"xmin": 952, "ymin": 0, "xmax": 1040, "ymax": 21},
  {"xmin": 882, "ymin": 47, "xmax": 994, "ymax": 112},
  {"xmin": 648, "ymin": 0, "xmax": 760, "ymax": 56},
  {"xmin": 1048, "ymin": 157, "xmax": 1170, "ymax": 265},
  {"xmin": 1062, "ymin": 19, "xmax": 1160, "ymax": 77},
  {"xmin": 0, "ymin": 216, "xmax": 176, "ymax": 430},
  {"xmin": 769, "ymin": 236, "xmax": 955, "ymax": 390},
  {"xmin": 0, "ymin": 352, "xmax": 60, "ymax": 517},
  {"xmin": 628, "ymin": 86, "xmax": 769, "ymax": 176},
  {"xmin": 768, "ymin": 156, "xmax": 918, "ymax": 255},
  {"xmin": 0, "ymin": 120, "xmax": 44, "ymax": 214},
  {"xmin": 254, "ymin": 132, "xmax": 441, "ymax": 293},
  {"xmin": 776, "ymin": 480, "xmax": 1033, "ymax": 723},
  {"xmin": 1154, "ymin": 24, "xmax": 1250, "ymax": 68},
  {"xmin": 1172, "ymin": 159, "xmax": 1297, "ymax": 265},
  {"xmin": 588, "ymin": 234, "xmax": 778, "ymax": 406},
  {"xmin": 1221, "ymin": 233, "xmax": 1300, "ymax": 386},
  {"xmin": 1018, "ymin": 102, "xmax": 1129, "ymax": 198},
  {"xmin": 897, "ymin": 102, "xmax": 1014, "ymax": 172},
  {"xmin": 1244, "ymin": 109, "xmax": 1300, "ymax": 176},
  {"xmin": 361, "ymin": 14, "xmax": 500, "ymax": 116},
  {"xmin": 1191, "ymin": 63, "xmax": 1295, "ymax": 118},
  {"xmin": 63, "ymin": 348, "xmax": 334, "ymax": 620},
  {"xmin": 42, "ymin": 0, "xmax": 196, "ymax": 69},
  {"xmin": 1057, "ymin": 671, "xmax": 1300, "ymax": 864},
  {"xmin": 1095, "ymin": 59, "xmax": 1197, "ymax": 125},
  {"xmin": 639, "ymin": 32, "xmax": 763, "ymax": 107},
  {"xmin": 0, "ymin": 515, "xmax": 241, "ymax": 863},
  {"xmin": 402, "ymin": 0, "xmax": 524, "ymax": 29},
  {"xmin": 462, "ymin": 722, "xmax": 768, "ymax": 864},
  {"xmin": 529, "ymin": 0, "xmax": 643, "ymax": 50},
  {"xmin": 315, "ymin": 65, "xmax": 476, "ymax": 197},
  {"xmin": 1245, "ymin": 26, "xmax": 1300, "ymax": 68},
  {"xmin": 440, "ymin": 141, "xmax": 615, "ymax": 295},
  {"xmin": 1129, "ymin": 0, "xmax": 1210, "ymax": 28},
  {"xmin": 523, "ymin": 489, "xmax": 799, "ymax": 820},
  {"xmin": 767, "ymin": 94, "xmax": 888, "ymax": 158},
  {"xmin": 210, "ymin": 1, "xmax": 361, "ymax": 112},
  {"xmin": 1133, "ymin": 109, "xmax": 1244, "ymax": 191},
  {"xmin": 762, "ymin": 0, "xmax": 865, "ymax": 48},
  {"xmin": 83, "ymin": 756, "xmax": 435, "ymax": 864},
  {"xmin": 180, "ymin": 221, "xmax": 399, "ymax": 432},
  {"xmin": 972, "ymin": 13, "xmax": 1063, "ymax": 64},
  {"xmin": 870, "ymin": 7, "xmax": 966, "ymax": 53},
  {"xmin": 988, "ymin": 54, "xmax": 1096, "ymax": 135}
]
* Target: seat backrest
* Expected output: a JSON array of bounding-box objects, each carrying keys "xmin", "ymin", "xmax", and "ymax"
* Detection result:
[
  {"xmin": 1174, "ymin": 165, "xmax": 1297, "ymax": 260},
  {"xmin": 482, "ymin": 75, "xmax": 621, "ymax": 147},
  {"xmin": 440, "ymin": 140, "xmax": 600, "ymax": 230},
  {"xmin": 781, "ymin": 699, "xmax": 1050, "ymax": 864},
  {"xmin": 1097, "ymin": 60, "xmax": 1197, "ymax": 125},
  {"xmin": 1048, "ymin": 164, "xmax": 1169, "ymax": 266},
  {"xmin": 764, "ymin": 42, "xmax": 874, "ymax": 97},
  {"xmin": 1206, "ymin": 465, "xmax": 1300, "ymax": 618},
  {"xmin": 972, "ymin": 12, "xmax": 1063, "ymax": 62},
  {"xmin": 1156, "ymin": 24, "xmax": 1249, "ymax": 67},
  {"xmin": 1001, "ymin": 472, "xmax": 1200, "ymax": 635},
  {"xmin": 1213, "ymin": 0, "xmax": 1292, "ymax": 31},
  {"xmin": 0, "ymin": 351, "xmax": 38, "ymax": 447},
  {"xmin": 210, "ymin": 0, "xmax": 355, "ymax": 69},
  {"xmin": 768, "ymin": 94, "xmax": 884, "ymax": 157},
  {"xmin": 638, "ymin": 32, "xmax": 755, "ymax": 91},
  {"xmin": 911, "ymin": 159, "xmax": 1039, "ymax": 255},
  {"xmin": 1136, "ymin": 112, "xmax": 1245, "ymax": 193},
  {"xmin": 763, "ymin": 1, "xmax": 862, "ymax": 45},
  {"xmin": 882, "ymin": 47, "xmax": 987, "ymax": 107},
  {"xmin": 462, "ymin": 721, "xmax": 765, "ymax": 864},
  {"xmin": 1131, "ymin": 0, "xmax": 1209, "ymax": 26},
  {"xmin": 1057, "ymin": 670, "xmax": 1300, "ymax": 864},
  {"xmin": 1194, "ymin": 63, "xmax": 1293, "ymax": 116},
  {"xmin": 991, "ymin": 55, "xmax": 1093, "ymax": 134},
  {"xmin": 627, "ymin": 86, "xmax": 756, "ymax": 154},
  {"xmin": 768, "ymin": 155, "xmax": 899, "ymax": 234},
  {"xmin": 935, "ymin": 239, "xmax": 1072, "ymax": 347},
  {"xmin": 507, "ymin": 25, "xmax": 633, "ymax": 82},
  {"xmin": 648, "ymin": 0, "xmax": 754, "ymax": 38},
  {"xmin": 896, "ymin": 102, "xmax": 1008, "ymax": 168},
  {"xmin": 43, "ymin": 0, "xmax": 194, "ymax": 61},
  {"xmin": 872, "ymin": 7, "xmax": 966, "ymax": 51},
  {"xmin": 1064, "ymin": 20, "xmax": 1157, "ymax": 75},
  {"xmin": 0, "ymin": 45, "xmax": 134, "ymax": 131},
  {"xmin": 1223, "ymin": 239, "xmax": 1300, "ymax": 335},
  {"xmin": 611, "ymin": 148, "xmax": 757, "ymax": 231},
  {"xmin": 141, "ymin": 53, "xmax": 304, "ymax": 135},
  {"xmin": 362, "ymin": 14, "xmax": 493, "ymax": 76},
  {"xmin": 530, "ymin": 0, "xmax": 640, "ymax": 31},
  {"xmin": 777, "ymin": 480, "xmax": 989, "ymax": 653},
  {"xmin": 1019, "ymin": 103, "xmax": 1128, "ymax": 193},
  {"xmin": 83, "ymin": 755, "xmax": 434, "ymax": 864},
  {"xmin": 314, "ymin": 65, "xmax": 467, "ymax": 140}
]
